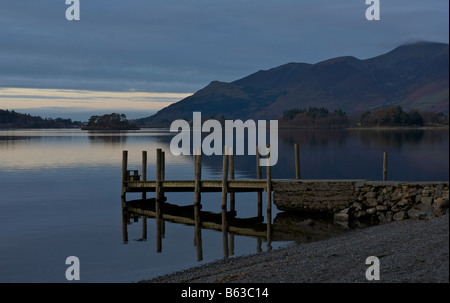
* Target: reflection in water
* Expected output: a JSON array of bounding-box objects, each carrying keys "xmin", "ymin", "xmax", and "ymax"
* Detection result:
[
  {"xmin": 121, "ymin": 198, "xmax": 364, "ymax": 262},
  {"xmin": 360, "ymin": 129, "xmax": 425, "ymax": 149},
  {"xmin": 88, "ymin": 134, "xmax": 128, "ymax": 144},
  {"xmin": 279, "ymin": 129, "xmax": 350, "ymax": 146}
]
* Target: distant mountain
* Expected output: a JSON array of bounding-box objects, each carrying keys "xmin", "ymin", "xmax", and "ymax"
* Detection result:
[{"xmin": 141, "ymin": 42, "xmax": 449, "ymax": 126}]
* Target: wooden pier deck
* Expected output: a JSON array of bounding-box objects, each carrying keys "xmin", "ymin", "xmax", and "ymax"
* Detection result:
[{"xmin": 125, "ymin": 179, "xmax": 267, "ymax": 193}]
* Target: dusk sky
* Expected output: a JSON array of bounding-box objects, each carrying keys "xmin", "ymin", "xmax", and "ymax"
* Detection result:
[{"xmin": 0, "ymin": 0, "xmax": 448, "ymax": 120}]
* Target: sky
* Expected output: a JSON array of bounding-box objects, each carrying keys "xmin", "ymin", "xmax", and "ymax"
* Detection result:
[{"xmin": 0, "ymin": 0, "xmax": 448, "ymax": 121}]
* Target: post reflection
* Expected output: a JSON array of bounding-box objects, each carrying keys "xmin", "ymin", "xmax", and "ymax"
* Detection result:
[
  {"xmin": 121, "ymin": 197, "xmax": 272, "ymax": 260},
  {"xmin": 120, "ymin": 197, "xmax": 372, "ymax": 262}
]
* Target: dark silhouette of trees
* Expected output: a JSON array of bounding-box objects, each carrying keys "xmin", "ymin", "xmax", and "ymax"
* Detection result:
[
  {"xmin": 280, "ymin": 107, "xmax": 350, "ymax": 128},
  {"xmin": 0, "ymin": 109, "xmax": 81, "ymax": 128},
  {"xmin": 360, "ymin": 106, "xmax": 428, "ymax": 127},
  {"xmin": 82, "ymin": 113, "xmax": 139, "ymax": 130}
]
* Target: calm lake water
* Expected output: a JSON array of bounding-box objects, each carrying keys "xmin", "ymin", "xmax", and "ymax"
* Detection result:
[{"xmin": 0, "ymin": 128, "xmax": 448, "ymax": 282}]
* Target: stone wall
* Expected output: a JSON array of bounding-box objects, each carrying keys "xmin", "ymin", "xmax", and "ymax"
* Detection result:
[{"xmin": 272, "ymin": 180, "xmax": 449, "ymax": 222}]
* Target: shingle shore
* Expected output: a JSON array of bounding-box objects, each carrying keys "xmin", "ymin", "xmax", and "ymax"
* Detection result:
[{"xmin": 140, "ymin": 214, "xmax": 449, "ymax": 283}]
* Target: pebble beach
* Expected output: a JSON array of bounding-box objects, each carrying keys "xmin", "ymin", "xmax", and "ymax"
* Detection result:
[{"xmin": 141, "ymin": 214, "xmax": 449, "ymax": 283}]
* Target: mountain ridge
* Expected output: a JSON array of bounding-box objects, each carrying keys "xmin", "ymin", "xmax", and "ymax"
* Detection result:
[{"xmin": 141, "ymin": 41, "xmax": 449, "ymax": 125}]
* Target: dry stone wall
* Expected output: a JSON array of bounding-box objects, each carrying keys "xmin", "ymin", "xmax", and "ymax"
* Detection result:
[{"xmin": 272, "ymin": 180, "xmax": 449, "ymax": 222}]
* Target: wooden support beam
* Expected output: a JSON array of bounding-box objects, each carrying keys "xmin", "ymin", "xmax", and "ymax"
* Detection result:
[
  {"xmin": 383, "ymin": 152, "xmax": 388, "ymax": 181},
  {"xmin": 142, "ymin": 151, "xmax": 147, "ymax": 200},
  {"xmin": 294, "ymin": 143, "xmax": 300, "ymax": 179},
  {"xmin": 256, "ymin": 146, "xmax": 262, "ymax": 217}
]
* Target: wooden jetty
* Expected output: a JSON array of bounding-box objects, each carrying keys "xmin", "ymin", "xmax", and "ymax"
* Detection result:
[
  {"xmin": 121, "ymin": 145, "xmax": 280, "ymax": 250},
  {"xmin": 121, "ymin": 145, "xmax": 392, "ymax": 255}
]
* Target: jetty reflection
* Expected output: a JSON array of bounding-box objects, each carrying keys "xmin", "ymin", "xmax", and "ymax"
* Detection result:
[{"xmin": 121, "ymin": 198, "xmax": 359, "ymax": 261}]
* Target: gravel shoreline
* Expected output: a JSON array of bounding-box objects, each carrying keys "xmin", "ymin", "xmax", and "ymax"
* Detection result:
[{"xmin": 141, "ymin": 214, "xmax": 449, "ymax": 283}]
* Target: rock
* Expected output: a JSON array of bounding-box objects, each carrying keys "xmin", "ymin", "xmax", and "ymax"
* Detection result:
[
  {"xmin": 421, "ymin": 196, "xmax": 433, "ymax": 205},
  {"xmin": 367, "ymin": 207, "xmax": 377, "ymax": 215},
  {"xmin": 398, "ymin": 199, "xmax": 409, "ymax": 206},
  {"xmin": 365, "ymin": 192, "xmax": 377, "ymax": 198},
  {"xmin": 393, "ymin": 211, "xmax": 406, "ymax": 221},
  {"xmin": 363, "ymin": 198, "xmax": 378, "ymax": 208},
  {"xmin": 334, "ymin": 212, "xmax": 349, "ymax": 222},
  {"xmin": 351, "ymin": 202, "xmax": 362, "ymax": 211},
  {"xmin": 433, "ymin": 199, "xmax": 449, "ymax": 217},
  {"xmin": 376, "ymin": 205, "xmax": 387, "ymax": 211},
  {"xmin": 299, "ymin": 219, "xmax": 315, "ymax": 226},
  {"xmin": 354, "ymin": 210, "xmax": 367, "ymax": 219},
  {"xmin": 407, "ymin": 203, "xmax": 435, "ymax": 220}
]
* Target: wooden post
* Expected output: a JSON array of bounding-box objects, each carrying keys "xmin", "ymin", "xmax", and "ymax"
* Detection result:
[
  {"xmin": 161, "ymin": 151, "xmax": 166, "ymax": 181},
  {"xmin": 294, "ymin": 143, "xmax": 300, "ymax": 179},
  {"xmin": 156, "ymin": 148, "xmax": 162, "ymax": 202},
  {"xmin": 121, "ymin": 150, "xmax": 128, "ymax": 198},
  {"xmin": 161, "ymin": 150, "xmax": 165, "ymax": 200},
  {"xmin": 266, "ymin": 145, "xmax": 272, "ymax": 213},
  {"xmin": 221, "ymin": 146, "xmax": 229, "ymax": 258},
  {"xmin": 194, "ymin": 147, "xmax": 202, "ymax": 206},
  {"xmin": 142, "ymin": 151, "xmax": 147, "ymax": 200},
  {"xmin": 383, "ymin": 152, "xmax": 388, "ymax": 181},
  {"xmin": 229, "ymin": 147, "xmax": 235, "ymax": 212},
  {"xmin": 256, "ymin": 146, "xmax": 262, "ymax": 217},
  {"xmin": 266, "ymin": 144, "xmax": 272, "ymax": 250},
  {"xmin": 221, "ymin": 145, "xmax": 229, "ymax": 210}
]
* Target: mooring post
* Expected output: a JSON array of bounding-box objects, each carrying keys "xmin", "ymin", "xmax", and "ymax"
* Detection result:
[
  {"xmin": 294, "ymin": 143, "xmax": 300, "ymax": 179},
  {"xmin": 156, "ymin": 148, "xmax": 162, "ymax": 202},
  {"xmin": 221, "ymin": 145, "xmax": 229, "ymax": 209},
  {"xmin": 256, "ymin": 145, "xmax": 262, "ymax": 217},
  {"xmin": 121, "ymin": 150, "xmax": 128, "ymax": 199},
  {"xmin": 194, "ymin": 147, "xmax": 202, "ymax": 206},
  {"xmin": 161, "ymin": 150, "xmax": 166, "ymax": 200},
  {"xmin": 383, "ymin": 151, "xmax": 388, "ymax": 181},
  {"xmin": 142, "ymin": 151, "xmax": 147, "ymax": 200},
  {"xmin": 229, "ymin": 146, "xmax": 235, "ymax": 212},
  {"xmin": 221, "ymin": 146, "xmax": 229, "ymax": 257},
  {"xmin": 266, "ymin": 144, "xmax": 272, "ymax": 250}
]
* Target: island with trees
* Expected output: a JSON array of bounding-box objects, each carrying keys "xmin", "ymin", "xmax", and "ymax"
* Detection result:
[{"xmin": 81, "ymin": 113, "xmax": 140, "ymax": 131}]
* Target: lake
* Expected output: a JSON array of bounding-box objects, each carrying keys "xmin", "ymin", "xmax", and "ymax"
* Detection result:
[{"xmin": 0, "ymin": 128, "xmax": 448, "ymax": 282}]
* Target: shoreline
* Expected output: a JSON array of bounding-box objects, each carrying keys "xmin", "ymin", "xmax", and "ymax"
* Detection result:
[{"xmin": 141, "ymin": 214, "xmax": 449, "ymax": 283}]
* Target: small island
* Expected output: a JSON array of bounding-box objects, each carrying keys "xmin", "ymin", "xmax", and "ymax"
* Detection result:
[{"xmin": 81, "ymin": 113, "xmax": 140, "ymax": 131}]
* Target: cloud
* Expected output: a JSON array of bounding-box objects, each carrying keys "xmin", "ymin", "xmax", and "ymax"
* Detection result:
[
  {"xmin": 0, "ymin": 87, "xmax": 192, "ymax": 120},
  {"xmin": 0, "ymin": 0, "xmax": 448, "ymax": 94}
]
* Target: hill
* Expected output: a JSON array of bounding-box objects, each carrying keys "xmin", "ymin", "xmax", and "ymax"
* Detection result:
[{"xmin": 140, "ymin": 42, "xmax": 449, "ymax": 126}]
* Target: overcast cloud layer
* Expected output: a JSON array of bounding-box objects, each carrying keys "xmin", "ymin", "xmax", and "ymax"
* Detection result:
[{"xmin": 0, "ymin": 0, "xmax": 449, "ymax": 94}]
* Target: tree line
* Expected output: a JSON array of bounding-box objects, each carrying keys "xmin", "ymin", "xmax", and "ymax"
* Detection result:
[
  {"xmin": 359, "ymin": 106, "xmax": 448, "ymax": 127},
  {"xmin": 280, "ymin": 106, "xmax": 448, "ymax": 128},
  {"xmin": 0, "ymin": 109, "xmax": 81, "ymax": 129},
  {"xmin": 280, "ymin": 107, "xmax": 350, "ymax": 128}
]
